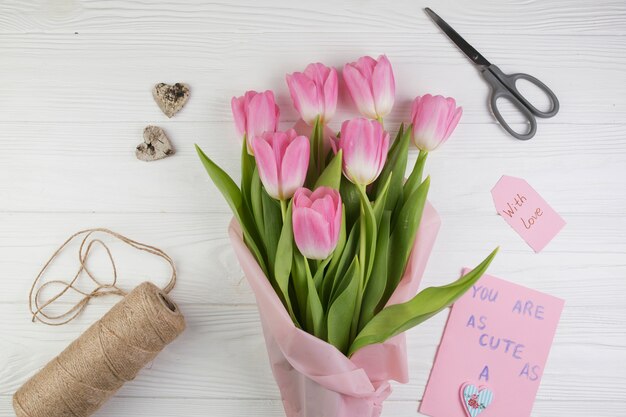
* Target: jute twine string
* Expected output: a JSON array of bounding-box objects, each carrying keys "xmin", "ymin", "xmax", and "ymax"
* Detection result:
[
  {"xmin": 29, "ymin": 227, "xmax": 176, "ymax": 326},
  {"xmin": 14, "ymin": 228, "xmax": 186, "ymax": 417}
]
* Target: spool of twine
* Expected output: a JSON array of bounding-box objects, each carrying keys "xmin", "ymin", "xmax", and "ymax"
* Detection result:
[{"xmin": 13, "ymin": 228, "xmax": 186, "ymax": 417}]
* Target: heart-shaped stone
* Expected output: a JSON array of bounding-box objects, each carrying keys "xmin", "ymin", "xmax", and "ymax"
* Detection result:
[
  {"xmin": 136, "ymin": 125, "xmax": 175, "ymax": 161},
  {"xmin": 460, "ymin": 383, "xmax": 494, "ymax": 417},
  {"xmin": 152, "ymin": 83, "xmax": 190, "ymax": 118}
]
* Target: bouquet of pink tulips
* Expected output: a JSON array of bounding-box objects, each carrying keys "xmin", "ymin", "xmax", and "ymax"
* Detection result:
[
  {"xmin": 197, "ymin": 55, "xmax": 498, "ymax": 416},
  {"xmin": 197, "ymin": 55, "xmax": 497, "ymax": 358}
]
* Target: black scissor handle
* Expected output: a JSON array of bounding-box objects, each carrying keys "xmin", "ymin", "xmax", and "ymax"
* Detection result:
[
  {"xmin": 492, "ymin": 66, "xmax": 560, "ymax": 118},
  {"xmin": 482, "ymin": 67, "xmax": 538, "ymax": 140}
]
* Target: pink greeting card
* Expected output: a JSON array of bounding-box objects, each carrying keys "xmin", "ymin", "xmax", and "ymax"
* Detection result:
[
  {"xmin": 420, "ymin": 272, "xmax": 564, "ymax": 417},
  {"xmin": 491, "ymin": 175, "xmax": 565, "ymax": 252}
]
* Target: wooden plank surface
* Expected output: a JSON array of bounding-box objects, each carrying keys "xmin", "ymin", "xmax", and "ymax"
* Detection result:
[
  {"xmin": 1, "ymin": 0, "xmax": 625, "ymax": 35},
  {"xmin": 2, "ymin": 33, "xmax": 625, "ymax": 124},
  {"xmin": 1, "ymin": 0, "xmax": 625, "ymax": 416}
]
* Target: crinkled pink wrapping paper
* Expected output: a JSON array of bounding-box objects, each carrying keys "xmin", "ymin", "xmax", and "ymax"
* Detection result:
[{"xmin": 228, "ymin": 203, "xmax": 441, "ymax": 417}]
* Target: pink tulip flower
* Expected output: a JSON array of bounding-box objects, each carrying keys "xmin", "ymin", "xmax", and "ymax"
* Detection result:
[
  {"xmin": 292, "ymin": 187, "xmax": 342, "ymax": 260},
  {"xmin": 286, "ymin": 63, "xmax": 338, "ymax": 126},
  {"xmin": 336, "ymin": 118, "xmax": 390, "ymax": 186},
  {"xmin": 231, "ymin": 90, "xmax": 280, "ymax": 153},
  {"xmin": 251, "ymin": 129, "xmax": 310, "ymax": 200},
  {"xmin": 410, "ymin": 94, "xmax": 463, "ymax": 151},
  {"xmin": 343, "ymin": 55, "xmax": 395, "ymax": 120}
]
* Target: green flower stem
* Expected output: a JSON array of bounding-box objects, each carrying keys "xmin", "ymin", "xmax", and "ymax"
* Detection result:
[
  {"xmin": 303, "ymin": 256, "xmax": 313, "ymax": 331},
  {"xmin": 314, "ymin": 116, "xmax": 325, "ymax": 175},
  {"xmin": 415, "ymin": 150, "xmax": 428, "ymax": 184},
  {"xmin": 280, "ymin": 199, "xmax": 288, "ymax": 221}
]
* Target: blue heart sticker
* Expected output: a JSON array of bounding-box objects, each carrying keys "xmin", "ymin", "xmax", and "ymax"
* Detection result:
[{"xmin": 460, "ymin": 383, "xmax": 494, "ymax": 417}]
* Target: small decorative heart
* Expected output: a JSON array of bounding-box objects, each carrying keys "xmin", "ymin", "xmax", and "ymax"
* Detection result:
[
  {"xmin": 136, "ymin": 125, "xmax": 175, "ymax": 161},
  {"xmin": 152, "ymin": 82, "xmax": 190, "ymax": 118},
  {"xmin": 460, "ymin": 383, "xmax": 494, "ymax": 417}
]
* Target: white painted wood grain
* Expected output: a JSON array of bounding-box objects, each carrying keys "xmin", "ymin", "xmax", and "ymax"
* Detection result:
[
  {"xmin": 1, "ymin": 0, "xmax": 625, "ymax": 416},
  {"xmin": 1, "ymin": 33, "xmax": 624, "ymax": 124},
  {"xmin": 0, "ymin": 212, "xmax": 624, "ymax": 305},
  {"xmin": 1, "ymin": 304, "xmax": 624, "ymax": 401},
  {"xmin": 0, "ymin": 0, "xmax": 624, "ymax": 35},
  {"xmin": 2, "ymin": 398, "xmax": 625, "ymax": 417},
  {"xmin": 0, "ymin": 123, "xmax": 624, "ymax": 213}
]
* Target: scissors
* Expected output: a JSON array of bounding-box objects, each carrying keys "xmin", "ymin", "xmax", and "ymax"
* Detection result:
[{"xmin": 425, "ymin": 8, "xmax": 559, "ymax": 140}]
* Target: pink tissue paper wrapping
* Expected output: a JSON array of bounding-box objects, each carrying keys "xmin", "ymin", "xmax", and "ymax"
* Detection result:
[{"xmin": 228, "ymin": 203, "xmax": 441, "ymax": 417}]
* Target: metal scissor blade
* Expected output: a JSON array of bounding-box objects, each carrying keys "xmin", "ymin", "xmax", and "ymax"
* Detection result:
[{"xmin": 425, "ymin": 8, "xmax": 491, "ymax": 67}]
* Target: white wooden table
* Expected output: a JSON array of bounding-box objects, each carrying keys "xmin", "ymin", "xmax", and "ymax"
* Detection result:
[{"xmin": 1, "ymin": 1, "xmax": 625, "ymax": 416}]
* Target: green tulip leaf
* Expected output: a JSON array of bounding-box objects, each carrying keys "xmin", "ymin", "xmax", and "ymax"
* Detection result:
[
  {"xmin": 250, "ymin": 168, "xmax": 264, "ymax": 239},
  {"xmin": 241, "ymin": 138, "xmax": 255, "ymax": 211},
  {"xmin": 315, "ymin": 150, "xmax": 343, "ymax": 190},
  {"xmin": 304, "ymin": 258, "xmax": 325, "ymax": 337},
  {"xmin": 196, "ymin": 144, "xmax": 242, "ymax": 219},
  {"xmin": 292, "ymin": 251, "xmax": 309, "ymax": 326},
  {"xmin": 313, "ymin": 256, "xmax": 332, "ymax": 292},
  {"xmin": 327, "ymin": 256, "xmax": 360, "ymax": 354},
  {"xmin": 348, "ymin": 247, "xmax": 499, "ymax": 356},
  {"xmin": 340, "ymin": 176, "xmax": 360, "ymax": 230},
  {"xmin": 274, "ymin": 201, "xmax": 297, "ymax": 323},
  {"xmin": 403, "ymin": 150, "xmax": 428, "ymax": 200},
  {"xmin": 261, "ymin": 190, "xmax": 282, "ymax": 272},
  {"xmin": 382, "ymin": 176, "xmax": 430, "ymax": 307},
  {"xmin": 386, "ymin": 123, "xmax": 404, "ymax": 158},
  {"xmin": 306, "ymin": 117, "xmax": 323, "ymax": 186},
  {"xmin": 195, "ymin": 144, "xmax": 267, "ymax": 274},
  {"xmin": 322, "ymin": 207, "xmax": 347, "ymax": 305},
  {"xmin": 358, "ymin": 211, "xmax": 391, "ymax": 331},
  {"xmin": 375, "ymin": 125, "xmax": 411, "ymax": 212},
  {"xmin": 326, "ymin": 222, "xmax": 359, "ymax": 306},
  {"xmin": 373, "ymin": 174, "xmax": 392, "ymax": 226}
]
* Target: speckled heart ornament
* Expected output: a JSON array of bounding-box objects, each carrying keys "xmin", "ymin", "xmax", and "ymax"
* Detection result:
[
  {"xmin": 136, "ymin": 125, "xmax": 174, "ymax": 161},
  {"xmin": 460, "ymin": 383, "xmax": 494, "ymax": 417},
  {"xmin": 152, "ymin": 82, "xmax": 190, "ymax": 118}
]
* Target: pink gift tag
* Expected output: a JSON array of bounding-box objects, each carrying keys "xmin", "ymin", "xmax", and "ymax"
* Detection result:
[
  {"xmin": 491, "ymin": 175, "xmax": 565, "ymax": 252},
  {"xmin": 420, "ymin": 272, "xmax": 564, "ymax": 417}
]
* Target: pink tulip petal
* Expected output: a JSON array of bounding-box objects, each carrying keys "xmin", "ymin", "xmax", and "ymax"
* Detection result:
[
  {"xmin": 272, "ymin": 131, "xmax": 290, "ymax": 167},
  {"xmin": 323, "ymin": 68, "xmax": 338, "ymax": 122},
  {"xmin": 354, "ymin": 56, "xmax": 377, "ymax": 80},
  {"xmin": 339, "ymin": 118, "xmax": 388, "ymax": 185},
  {"xmin": 293, "ymin": 208, "xmax": 332, "ymax": 260},
  {"xmin": 410, "ymin": 95, "xmax": 425, "ymax": 121},
  {"xmin": 247, "ymin": 91, "xmax": 279, "ymax": 139},
  {"xmin": 287, "ymin": 72, "xmax": 320, "ymax": 125},
  {"xmin": 371, "ymin": 55, "xmax": 395, "ymax": 117},
  {"xmin": 280, "ymin": 135, "xmax": 310, "ymax": 199},
  {"xmin": 231, "ymin": 96, "xmax": 247, "ymax": 137},
  {"xmin": 310, "ymin": 194, "xmax": 334, "ymax": 218},
  {"xmin": 343, "ymin": 65, "xmax": 377, "ymax": 119},
  {"xmin": 331, "ymin": 200, "xmax": 342, "ymax": 244},
  {"xmin": 375, "ymin": 130, "xmax": 390, "ymax": 178},
  {"xmin": 288, "ymin": 63, "xmax": 337, "ymax": 125},
  {"xmin": 304, "ymin": 63, "xmax": 331, "ymax": 86},
  {"xmin": 411, "ymin": 94, "xmax": 462, "ymax": 151},
  {"xmin": 294, "ymin": 187, "xmax": 313, "ymax": 205},
  {"xmin": 310, "ymin": 187, "xmax": 342, "ymax": 245},
  {"xmin": 292, "ymin": 187, "xmax": 342, "ymax": 260},
  {"xmin": 252, "ymin": 136, "xmax": 280, "ymax": 199},
  {"xmin": 443, "ymin": 106, "xmax": 463, "ymax": 141}
]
